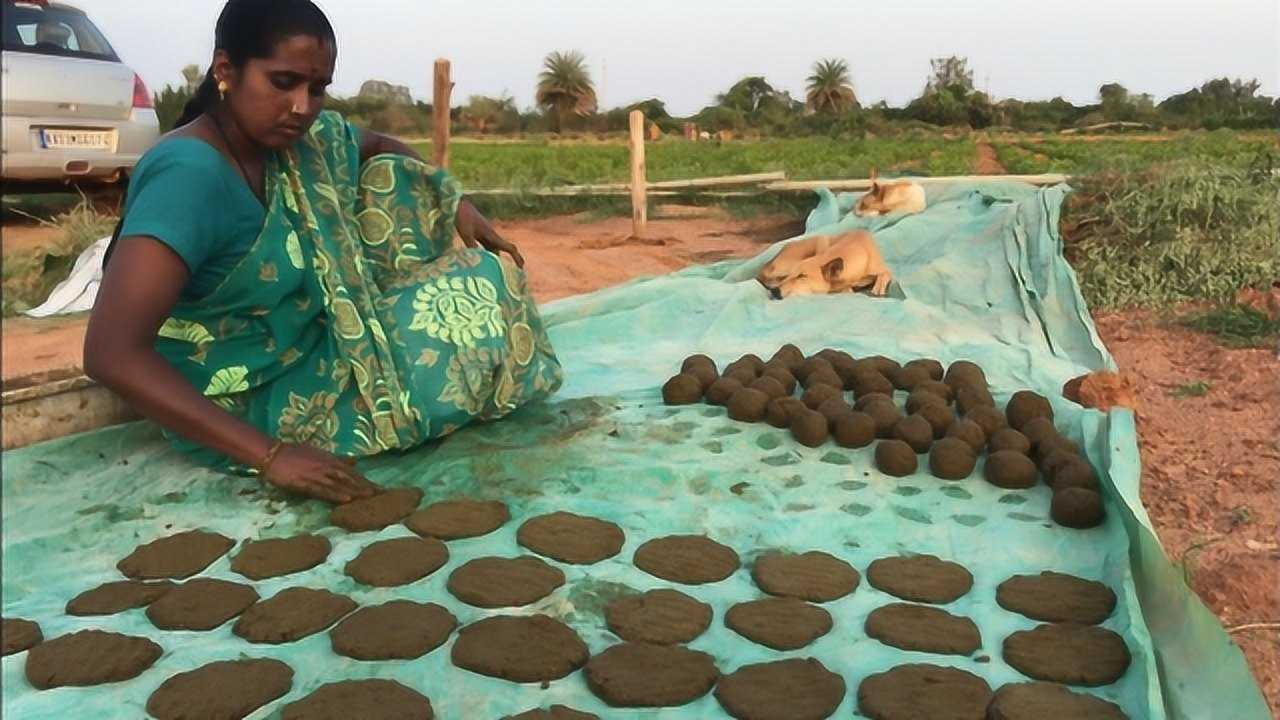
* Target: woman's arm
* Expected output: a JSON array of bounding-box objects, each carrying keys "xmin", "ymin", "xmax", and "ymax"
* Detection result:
[
  {"xmin": 85, "ymin": 237, "xmax": 378, "ymax": 504},
  {"xmin": 358, "ymin": 129, "xmax": 423, "ymax": 164}
]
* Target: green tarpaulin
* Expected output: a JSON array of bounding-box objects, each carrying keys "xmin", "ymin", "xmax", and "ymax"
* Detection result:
[{"xmin": 2, "ymin": 180, "xmax": 1267, "ymax": 719}]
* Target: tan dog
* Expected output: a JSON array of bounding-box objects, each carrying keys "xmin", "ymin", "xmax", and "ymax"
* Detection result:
[
  {"xmin": 854, "ymin": 169, "xmax": 926, "ymax": 217},
  {"xmin": 773, "ymin": 230, "xmax": 892, "ymax": 298},
  {"xmin": 757, "ymin": 234, "xmax": 833, "ymax": 291}
]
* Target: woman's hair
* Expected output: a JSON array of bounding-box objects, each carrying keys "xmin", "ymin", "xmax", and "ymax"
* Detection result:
[
  {"xmin": 175, "ymin": 0, "xmax": 337, "ymax": 128},
  {"xmin": 107, "ymin": 0, "xmax": 335, "ymax": 266}
]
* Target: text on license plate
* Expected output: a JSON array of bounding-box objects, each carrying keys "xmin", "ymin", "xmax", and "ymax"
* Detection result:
[{"xmin": 41, "ymin": 129, "xmax": 115, "ymax": 151}]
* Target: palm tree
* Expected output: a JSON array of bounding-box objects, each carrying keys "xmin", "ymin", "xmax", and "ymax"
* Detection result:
[
  {"xmin": 536, "ymin": 51, "xmax": 597, "ymax": 133},
  {"xmin": 806, "ymin": 59, "xmax": 858, "ymax": 114}
]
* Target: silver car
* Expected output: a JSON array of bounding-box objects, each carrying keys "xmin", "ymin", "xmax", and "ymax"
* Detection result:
[{"xmin": 1, "ymin": 0, "xmax": 159, "ymax": 189}]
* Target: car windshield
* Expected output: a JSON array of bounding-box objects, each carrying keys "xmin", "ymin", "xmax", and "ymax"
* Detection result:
[{"xmin": 3, "ymin": 2, "xmax": 119, "ymax": 62}]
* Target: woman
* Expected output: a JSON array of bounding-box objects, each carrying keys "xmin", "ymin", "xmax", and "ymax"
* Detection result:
[{"xmin": 85, "ymin": 0, "xmax": 562, "ymax": 504}]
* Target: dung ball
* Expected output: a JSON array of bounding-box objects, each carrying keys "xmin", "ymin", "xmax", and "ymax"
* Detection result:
[
  {"xmin": 1051, "ymin": 487, "xmax": 1105, "ymax": 529},
  {"xmin": 833, "ymin": 412, "xmax": 876, "ymax": 448},
  {"xmin": 929, "ymin": 437, "xmax": 977, "ymax": 480},
  {"xmin": 946, "ymin": 418, "xmax": 987, "ymax": 453},
  {"xmin": 727, "ymin": 388, "xmax": 770, "ymax": 423},
  {"xmin": 983, "ymin": 450, "xmax": 1038, "ymax": 489},
  {"xmin": 988, "ymin": 428, "xmax": 1032, "ymax": 455},
  {"xmin": 917, "ymin": 403, "xmax": 956, "ymax": 439},
  {"xmin": 662, "ymin": 374, "xmax": 703, "ymax": 406},
  {"xmin": 1006, "ymin": 390, "xmax": 1054, "ymax": 430},
  {"xmin": 893, "ymin": 414, "xmax": 935, "ymax": 453},
  {"xmin": 790, "ymin": 408, "xmax": 830, "ymax": 448},
  {"xmin": 766, "ymin": 396, "xmax": 805, "ymax": 429},
  {"xmin": 705, "ymin": 377, "xmax": 745, "ymax": 406},
  {"xmin": 749, "ymin": 376, "xmax": 788, "ymax": 400},
  {"xmin": 802, "ymin": 384, "xmax": 843, "ymax": 410},
  {"xmin": 876, "ymin": 440, "xmax": 919, "ymax": 477}
]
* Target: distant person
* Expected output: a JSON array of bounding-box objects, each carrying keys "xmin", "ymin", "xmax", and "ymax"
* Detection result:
[
  {"xmin": 34, "ymin": 21, "xmax": 72, "ymax": 49},
  {"xmin": 87, "ymin": 0, "xmax": 562, "ymax": 504}
]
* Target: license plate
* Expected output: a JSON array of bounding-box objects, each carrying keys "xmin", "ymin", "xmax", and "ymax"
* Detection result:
[{"xmin": 40, "ymin": 129, "xmax": 115, "ymax": 151}]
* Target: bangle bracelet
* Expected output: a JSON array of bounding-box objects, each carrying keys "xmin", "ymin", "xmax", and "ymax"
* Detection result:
[{"xmin": 257, "ymin": 439, "xmax": 286, "ymax": 477}]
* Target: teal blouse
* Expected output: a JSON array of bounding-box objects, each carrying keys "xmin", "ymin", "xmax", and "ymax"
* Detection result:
[{"xmin": 119, "ymin": 138, "xmax": 266, "ymax": 299}]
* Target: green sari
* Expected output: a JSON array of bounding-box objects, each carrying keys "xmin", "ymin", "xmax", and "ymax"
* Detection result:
[{"xmin": 155, "ymin": 111, "xmax": 562, "ymax": 466}]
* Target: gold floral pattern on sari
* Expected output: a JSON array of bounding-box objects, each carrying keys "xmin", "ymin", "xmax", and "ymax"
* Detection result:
[
  {"xmin": 278, "ymin": 391, "xmax": 339, "ymax": 450},
  {"xmin": 409, "ymin": 276, "xmax": 504, "ymax": 348},
  {"xmin": 204, "ymin": 366, "xmax": 249, "ymax": 395}
]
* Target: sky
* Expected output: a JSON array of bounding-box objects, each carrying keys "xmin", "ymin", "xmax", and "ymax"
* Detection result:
[{"xmin": 72, "ymin": 0, "xmax": 1280, "ymax": 116}]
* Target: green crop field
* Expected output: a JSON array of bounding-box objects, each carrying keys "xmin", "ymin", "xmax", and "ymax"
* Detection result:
[
  {"xmin": 409, "ymin": 134, "xmax": 980, "ymax": 189},
  {"xmin": 990, "ymin": 130, "xmax": 1278, "ymax": 175},
  {"xmin": 409, "ymin": 130, "xmax": 1277, "ymax": 189}
]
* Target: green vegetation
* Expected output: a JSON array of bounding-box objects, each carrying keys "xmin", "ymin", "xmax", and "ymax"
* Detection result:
[
  {"xmin": 991, "ymin": 130, "xmax": 1277, "ymax": 174},
  {"xmin": 1169, "ymin": 381, "xmax": 1211, "ymax": 398},
  {"xmin": 1061, "ymin": 146, "xmax": 1279, "ymax": 310},
  {"xmin": 2, "ymin": 199, "xmax": 115, "ymax": 316},
  {"xmin": 409, "ymin": 134, "xmax": 979, "ymax": 189},
  {"xmin": 1179, "ymin": 304, "xmax": 1280, "ymax": 348}
]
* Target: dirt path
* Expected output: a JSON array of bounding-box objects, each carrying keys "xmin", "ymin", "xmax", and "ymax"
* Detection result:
[
  {"xmin": 974, "ymin": 138, "xmax": 1008, "ymax": 175},
  {"xmin": 1, "ymin": 224, "xmax": 63, "ymax": 256},
  {"xmin": 1094, "ymin": 312, "xmax": 1280, "ymax": 713}
]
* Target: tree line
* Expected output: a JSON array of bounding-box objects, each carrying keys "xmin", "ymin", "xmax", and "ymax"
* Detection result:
[{"xmin": 154, "ymin": 54, "xmax": 1279, "ymax": 136}]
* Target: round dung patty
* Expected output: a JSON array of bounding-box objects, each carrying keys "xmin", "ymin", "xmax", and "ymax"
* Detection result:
[
  {"xmin": 146, "ymin": 658, "xmax": 294, "ymax": 720},
  {"xmin": 751, "ymin": 550, "xmax": 859, "ymax": 602},
  {"xmin": 857, "ymin": 663, "xmax": 992, "ymax": 720},
  {"xmin": 329, "ymin": 488, "xmax": 424, "ymax": 532},
  {"xmin": 146, "ymin": 578, "xmax": 259, "ymax": 631},
  {"xmin": 517, "ymin": 511, "xmax": 625, "ymax": 564},
  {"xmin": 633, "ymin": 535, "xmax": 740, "ymax": 584},
  {"xmin": 1003, "ymin": 624, "xmax": 1131, "ymax": 686},
  {"xmin": 715, "ymin": 658, "xmax": 845, "ymax": 720},
  {"xmin": 447, "ymin": 556, "xmax": 565, "ymax": 608},
  {"xmin": 866, "ymin": 554, "xmax": 973, "ymax": 604},
  {"xmin": 724, "ymin": 597, "xmax": 832, "ymax": 650},
  {"xmin": 584, "ymin": 642, "xmax": 719, "ymax": 707},
  {"xmin": 405, "ymin": 498, "xmax": 510, "ymax": 540},
  {"xmin": 605, "ymin": 588, "xmax": 712, "ymax": 645},
  {"xmin": 1, "ymin": 618, "xmax": 42, "ymax": 655},
  {"xmin": 232, "ymin": 587, "xmax": 356, "ymax": 644},
  {"xmin": 330, "ymin": 600, "xmax": 456, "ymax": 661},
  {"xmin": 281, "ymin": 679, "xmax": 433, "ymax": 720},
  {"xmin": 451, "ymin": 615, "xmax": 588, "ymax": 683},
  {"xmin": 986, "ymin": 681, "xmax": 1128, "ymax": 720},
  {"xmin": 344, "ymin": 536, "xmax": 449, "ymax": 587},
  {"xmin": 24, "ymin": 630, "xmax": 162, "ymax": 689},
  {"xmin": 864, "ymin": 603, "xmax": 981, "ymax": 655},
  {"xmin": 116, "ymin": 529, "xmax": 234, "ymax": 580},
  {"xmin": 229, "ymin": 534, "xmax": 331, "ymax": 580},
  {"xmin": 65, "ymin": 581, "xmax": 177, "ymax": 617},
  {"xmin": 995, "ymin": 571, "xmax": 1117, "ymax": 625}
]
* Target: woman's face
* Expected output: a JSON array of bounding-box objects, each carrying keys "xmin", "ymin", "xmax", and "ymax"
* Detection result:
[{"xmin": 218, "ymin": 35, "xmax": 335, "ymax": 150}]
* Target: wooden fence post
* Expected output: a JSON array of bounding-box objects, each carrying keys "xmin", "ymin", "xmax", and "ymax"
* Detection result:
[
  {"xmin": 629, "ymin": 109, "xmax": 647, "ymax": 238},
  {"xmin": 432, "ymin": 59, "xmax": 452, "ymax": 169}
]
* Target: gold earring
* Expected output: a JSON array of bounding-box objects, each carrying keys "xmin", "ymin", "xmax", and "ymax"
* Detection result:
[{"xmin": 217, "ymin": 80, "xmax": 228, "ymax": 101}]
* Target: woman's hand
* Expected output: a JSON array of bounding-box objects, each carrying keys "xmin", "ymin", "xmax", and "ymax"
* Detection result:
[
  {"xmin": 261, "ymin": 443, "xmax": 381, "ymax": 504},
  {"xmin": 456, "ymin": 199, "xmax": 525, "ymax": 267}
]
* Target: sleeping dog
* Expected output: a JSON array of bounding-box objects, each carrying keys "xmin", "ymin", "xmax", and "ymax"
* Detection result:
[
  {"xmin": 757, "ymin": 230, "xmax": 892, "ymax": 299},
  {"xmin": 854, "ymin": 169, "xmax": 926, "ymax": 217}
]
